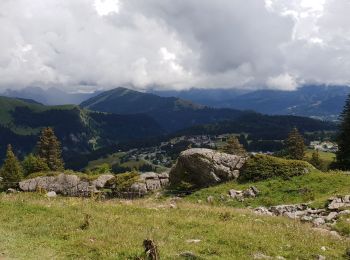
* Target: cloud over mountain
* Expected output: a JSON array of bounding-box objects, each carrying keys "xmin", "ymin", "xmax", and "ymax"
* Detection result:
[{"xmin": 0, "ymin": 0, "xmax": 349, "ymax": 91}]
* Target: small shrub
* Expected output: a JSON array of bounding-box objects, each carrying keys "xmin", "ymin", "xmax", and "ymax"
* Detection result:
[
  {"xmin": 240, "ymin": 154, "xmax": 312, "ymax": 182},
  {"xmin": 106, "ymin": 171, "xmax": 140, "ymax": 191}
]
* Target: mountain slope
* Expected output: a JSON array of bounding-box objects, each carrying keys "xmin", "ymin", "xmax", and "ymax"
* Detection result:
[
  {"xmin": 154, "ymin": 85, "xmax": 350, "ymax": 121},
  {"xmin": 81, "ymin": 87, "xmax": 250, "ymax": 132},
  {"xmin": 0, "ymin": 96, "xmax": 164, "ymax": 162},
  {"xmin": 2, "ymin": 86, "xmax": 100, "ymax": 105}
]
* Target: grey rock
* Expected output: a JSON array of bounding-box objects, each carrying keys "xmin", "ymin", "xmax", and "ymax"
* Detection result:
[
  {"xmin": 325, "ymin": 212, "xmax": 338, "ymax": 222},
  {"xmin": 145, "ymin": 179, "xmax": 162, "ymax": 191},
  {"xmin": 316, "ymin": 255, "xmax": 326, "ymax": 260},
  {"xmin": 207, "ymin": 196, "xmax": 214, "ymax": 203},
  {"xmin": 140, "ymin": 172, "xmax": 158, "ymax": 180},
  {"xmin": 46, "ymin": 191, "xmax": 57, "ymax": 197},
  {"xmin": 6, "ymin": 188, "xmax": 17, "ymax": 194},
  {"xmin": 169, "ymin": 148, "xmax": 246, "ymax": 188},
  {"xmin": 313, "ymin": 217, "xmax": 326, "ymax": 226},
  {"xmin": 228, "ymin": 189, "xmax": 242, "ymax": 198},
  {"xmin": 339, "ymin": 210, "xmax": 350, "ymax": 215},
  {"xmin": 131, "ymin": 183, "xmax": 148, "ymax": 194},
  {"xmin": 91, "ymin": 174, "xmax": 114, "ymax": 189}
]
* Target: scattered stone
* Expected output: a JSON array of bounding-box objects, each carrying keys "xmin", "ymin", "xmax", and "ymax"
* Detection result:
[
  {"xmin": 6, "ymin": 188, "xmax": 17, "ymax": 194},
  {"xmin": 313, "ymin": 218, "xmax": 326, "ymax": 227},
  {"xmin": 186, "ymin": 239, "xmax": 201, "ymax": 243},
  {"xmin": 316, "ymin": 255, "xmax": 326, "ymax": 260},
  {"xmin": 325, "ymin": 212, "xmax": 338, "ymax": 222},
  {"xmin": 339, "ymin": 210, "xmax": 350, "ymax": 215},
  {"xmin": 328, "ymin": 197, "xmax": 346, "ymax": 210},
  {"xmin": 207, "ymin": 196, "xmax": 214, "ymax": 204},
  {"xmin": 253, "ymin": 252, "xmax": 273, "ymax": 259},
  {"xmin": 46, "ymin": 191, "xmax": 57, "ymax": 197}
]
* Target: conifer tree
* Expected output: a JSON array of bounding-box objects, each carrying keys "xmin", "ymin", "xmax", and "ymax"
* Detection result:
[
  {"xmin": 285, "ymin": 127, "xmax": 305, "ymax": 160},
  {"xmin": 336, "ymin": 94, "xmax": 350, "ymax": 169},
  {"xmin": 0, "ymin": 144, "xmax": 23, "ymax": 188},
  {"xmin": 36, "ymin": 127, "xmax": 64, "ymax": 171},
  {"xmin": 222, "ymin": 136, "xmax": 247, "ymax": 156},
  {"xmin": 22, "ymin": 154, "xmax": 49, "ymax": 176}
]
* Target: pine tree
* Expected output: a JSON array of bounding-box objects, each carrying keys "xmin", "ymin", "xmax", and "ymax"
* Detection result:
[
  {"xmin": 285, "ymin": 127, "xmax": 305, "ymax": 160},
  {"xmin": 0, "ymin": 144, "xmax": 23, "ymax": 188},
  {"xmin": 336, "ymin": 94, "xmax": 350, "ymax": 169},
  {"xmin": 222, "ymin": 136, "xmax": 247, "ymax": 156},
  {"xmin": 22, "ymin": 154, "xmax": 49, "ymax": 176},
  {"xmin": 36, "ymin": 127, "xmax": 64, "ymax": 171}
]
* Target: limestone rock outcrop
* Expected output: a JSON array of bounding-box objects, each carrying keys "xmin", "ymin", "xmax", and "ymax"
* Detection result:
[{"xmin": 169, "ymin": 148, "xmax": 246, "ymax": 188}]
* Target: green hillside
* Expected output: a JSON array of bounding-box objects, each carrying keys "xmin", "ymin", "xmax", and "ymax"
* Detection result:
[{"xmin": 0, "ymin": 96, "xmax": 164, "ymax": 163}]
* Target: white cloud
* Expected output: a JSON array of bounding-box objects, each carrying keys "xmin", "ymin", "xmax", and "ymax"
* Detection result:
[
  {"xmin": 267, "ymin": 73, "xmax": 297, "ymax": 90},
  {"xmin": 0, "ymin": 0, "xmax": 349, "ymax": 91}
]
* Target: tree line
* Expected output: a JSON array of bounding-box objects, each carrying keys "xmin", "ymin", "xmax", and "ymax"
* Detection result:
[{"xmin": 0, "ymin": 127, "xmax": 64, "ymax": 188}]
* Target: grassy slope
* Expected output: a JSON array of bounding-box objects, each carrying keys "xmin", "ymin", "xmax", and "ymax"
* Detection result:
[
  {"xmin": 0, "ymin": 193, "xmax": 349, "ymax": 259},
  {"xmin": 186, "ymin": 170, "xmax": 350, "ymax": 208}
]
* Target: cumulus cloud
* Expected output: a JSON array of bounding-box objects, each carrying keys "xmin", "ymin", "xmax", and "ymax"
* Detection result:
[{"xmin": 0, "ymin": 0, "xmax": 349, "ymax": 91}]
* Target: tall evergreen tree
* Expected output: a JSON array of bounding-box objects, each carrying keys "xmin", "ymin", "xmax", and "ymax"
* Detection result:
[
  {"xmin": 36, "ymin": 127, "xmax": 64, "ymax": 171},
  {"xmin": 222, "ymin": 136, "xmax": 247, "ymax": 156},
  {"xmin": 336, "ymin": 95, "xmax": 350, "ymax": 169},
  {"xmin": 285, "ymin": 127, "xmax": 305, "ymax": 160},
  {"xmin": 0, "ymin": 144, "xmax": 23, "ymax": 188}
]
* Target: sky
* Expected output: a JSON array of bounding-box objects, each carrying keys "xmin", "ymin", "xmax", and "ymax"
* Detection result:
[{"xmin": 0, "ymin": 0, "xmax": 349, "ymax": 92}]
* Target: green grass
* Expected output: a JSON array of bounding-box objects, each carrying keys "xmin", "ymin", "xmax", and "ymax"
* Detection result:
[
  {"xmin": 86, "ymin": 152, "xmax": 126, "ymax": 170},
  {"xmin": 0, "ymin": 193, "xmax": 349, "ymax": 259},
  {"xmin": 305, "ymin": 149, "xmax": 336, "ymax": 165},
  {"xmin": 186, "ymin": 170, "xmax": 350, "ymax": 208}
]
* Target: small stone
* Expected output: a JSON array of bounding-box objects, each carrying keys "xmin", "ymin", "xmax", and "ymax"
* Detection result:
[
  {"xmin": 283, "ymin": 212, "xmax": 297, "ymax": 219},
  {"xmin": 46, "ymin": 191, "xmax": 57, "ymax": 198},
  {"xmin": 313, "ymin": 218, "xmax": 325, "ymax": 226},
  {"xmin": 301, "ymin": 216, "xmax": 313, "ymax": 222},
  {"xmin": 207, "ymin": 196, "xmax": 214, "ymax": 204},
  {"xmin": 197, "ymin": 200, "xmax": 202, "ymax": 204},
  {"xmin": 186, "ymin": 239, "xmax": 201, "ymax": 243},
  {"xmin": 321, "ymin": 246, "xmax": 327, "ymax": 251},
  {"xmin": 243, "ymin": 188, "xmax": 256, "ymax": 197},
  {"xmin": 228, "ymin": 189, "xmax": 241, "ymax": 198},
  {"xmin": 316, "ymin": 255, "xmax": 326, "ymax": 260},
  {"xmin": 276, "ymin": 257, "xmax": 286, "ymax": 260},
  {"xmin": 329, "ymin": 231, "xmax": 341, "ymax": 239},
  {"xmin": 169, "ymin": 203, "xmax": 177, "ymax": 209},
  {"xmin": 253, "ymin": 252, "xmax": 273, "ymax": 259},
  {"xmin": 325, "ymin": 212, "xmax": 338, "ymax": 222},
  {"xmin": 250, "ymin": 186, "xmax": 260, "ymax": 195},
  {"xmin": 339, "ymin": 210, "xmax": 350, "ymax": 215},
  {"xmin": 6, "ymin": 188, "xmax": 17, "ymax": 194}
]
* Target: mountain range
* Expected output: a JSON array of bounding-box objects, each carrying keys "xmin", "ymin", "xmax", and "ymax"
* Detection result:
[
  {"xmin": 154, "ymin": 85, "xmax": 350, "ymax": 121},
  {"xmin": 80, "ymin": 87, "xmax": 251, "ymax": 132}
]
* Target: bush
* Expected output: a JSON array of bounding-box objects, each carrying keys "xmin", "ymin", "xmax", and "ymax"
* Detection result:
[
  {"xmin": 106, "ymin": 171, "xmax": 140, "ymax": 191},
  {"xmin": 240, "ymin": 154, "xmax": 312, "ymax": 182}
]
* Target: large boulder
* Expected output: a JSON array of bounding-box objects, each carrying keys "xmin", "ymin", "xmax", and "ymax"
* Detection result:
[{"xmin": 169, "ymin": 148, "xmax": 246, "ymax": 188}]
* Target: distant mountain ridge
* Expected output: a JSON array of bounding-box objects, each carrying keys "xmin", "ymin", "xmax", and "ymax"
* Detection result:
[
  {"xmin": 81, "ymin": 87, "xmax": 249, "ymax": 132},
  {"xmin": 2, "ymin": 86, "xmax": 101, "ymax": 105},
  {"xmin": 153, "ymin": 85, "xmax": 350, "ymax": 121}
]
